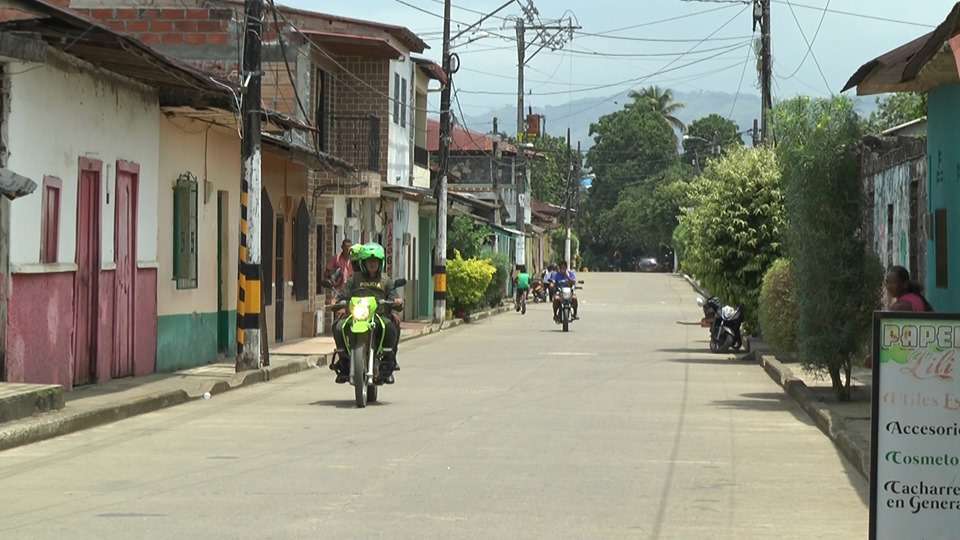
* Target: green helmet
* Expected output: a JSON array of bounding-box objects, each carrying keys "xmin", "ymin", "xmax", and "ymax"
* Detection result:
[{"xmin": 349, "ymin": 242, "xmax": 385, "ymax": 263}]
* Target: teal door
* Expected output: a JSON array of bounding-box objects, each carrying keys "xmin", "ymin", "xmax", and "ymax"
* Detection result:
[{"xmin": 418, "ymin": 217, "xmax": 434, "ymax": 319}]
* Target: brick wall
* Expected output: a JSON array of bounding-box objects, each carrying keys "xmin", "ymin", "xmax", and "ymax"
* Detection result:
[
  {"xmin": 333, "ymin": 56, "xmax": 390, "ymax": 180},
  {"xmin": 71, "ymin": 7, "xmax": 234, "ymax": 48}
]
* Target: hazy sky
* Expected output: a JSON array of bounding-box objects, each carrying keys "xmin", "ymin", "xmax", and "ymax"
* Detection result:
[{"xmin": 285, "ymin": 0, "xmax": 955, "ymax": 115}]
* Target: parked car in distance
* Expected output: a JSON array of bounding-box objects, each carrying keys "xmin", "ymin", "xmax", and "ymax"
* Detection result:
[{"xmin": 638, "ymin": 257, "xmax": 659, "ymax": 272}]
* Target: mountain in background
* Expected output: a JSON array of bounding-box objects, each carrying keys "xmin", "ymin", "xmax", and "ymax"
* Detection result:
[{"xmin": 461, "ymin": 90, "xmax": 881, "ymax": 149}]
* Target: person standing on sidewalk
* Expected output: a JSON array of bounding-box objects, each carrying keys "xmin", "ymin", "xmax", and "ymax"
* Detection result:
[{"xmin": 884, "ymin": 266, "xmax": 933, "ymax": 312}]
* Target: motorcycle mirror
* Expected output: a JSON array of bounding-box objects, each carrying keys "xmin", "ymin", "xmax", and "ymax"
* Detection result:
[{"xmin": 393, "ymin": 278, "xmax": 407, "ymax": 288}]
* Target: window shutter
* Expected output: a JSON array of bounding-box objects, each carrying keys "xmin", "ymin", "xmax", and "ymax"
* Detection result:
[
  {"xmin": 173, "ymin": 173, "xmax": 198, "ymax": 288},
  {"xmin": 293, "ymin": 199, "xmax": 310, "ymax": 301},
  {"xmin": 400, "ymin": 78, "xmax": 407, "ymax": 128},
  {"xmin": 173, "ymin": 180, "xmax": 189, "ymax": 279},
  {"xmin": 393, "ymin": 73, "xmax": 400, "ymax": 123}
]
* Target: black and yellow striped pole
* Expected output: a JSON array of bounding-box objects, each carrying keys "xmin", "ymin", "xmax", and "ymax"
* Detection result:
[
  {"xmin": 236, "ymin": 0, "xmax": 263, "ymax": 371},
  {"xmin": 434, "ymin": 0, "xmax": 451, "ymax": 324}
]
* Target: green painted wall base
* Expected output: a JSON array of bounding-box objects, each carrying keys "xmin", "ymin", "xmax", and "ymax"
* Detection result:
[{"xmin": 157, "ymin": 310, "xmax": 236, "ymax": 373}]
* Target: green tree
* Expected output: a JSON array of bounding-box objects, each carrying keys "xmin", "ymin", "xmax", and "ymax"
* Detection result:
[
  {"xmin": 677, "ymin": 146, "xmax": 785, "ymax": 329},
  {"xmin": 683, "ymin": 114, "xmax": 744, "ymax": 168},
  {"xmin": 447, "ymin": 215, "xmax": 491, "ymax": 259},
  {"xmin": 774, "ymin": 96, "xmax": 883, "ymax": 400},
  {"xmin": 585, "ymin": 105, "xmax": 678, "ymax": 212},
  {"xmin": 587, "ymin": 163, "xmax": 694, "ymax": 269},
  {"xmin": 867, "ymin": 92, "xmax": 927, "ymax": 133},
  {"xmin": 628, "ymin": 86, "xmax": 686, "ymax": 133},
  {"xmin": 528, "ymin": 133, "xmax": 569, "ymax": 205}
]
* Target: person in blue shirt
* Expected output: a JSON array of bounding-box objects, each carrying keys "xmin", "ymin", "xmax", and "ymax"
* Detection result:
[{"xmin": 547, "ymin": 260, "xmax": 579, "ymax": 322}]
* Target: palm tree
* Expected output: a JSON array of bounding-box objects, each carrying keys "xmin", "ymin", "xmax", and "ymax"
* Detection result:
[{"xmin": 628, "ymin": 86, "xmax": 686, "ymax": 133}]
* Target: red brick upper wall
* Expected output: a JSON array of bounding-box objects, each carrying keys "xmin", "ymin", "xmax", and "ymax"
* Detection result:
[{"xmin": 70, "ymin": 6, "xmax": 233, "ymax": 46}]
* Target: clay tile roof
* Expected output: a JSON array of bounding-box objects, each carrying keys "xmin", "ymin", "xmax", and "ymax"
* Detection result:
[{"xmin": 426, "ymin": 118, "xmax": 516, "ymax": 154}]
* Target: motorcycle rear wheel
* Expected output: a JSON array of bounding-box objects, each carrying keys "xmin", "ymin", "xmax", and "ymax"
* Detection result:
[{"xmin": 717, "ymin": 334, "xmax": 732, "ymax": 354}]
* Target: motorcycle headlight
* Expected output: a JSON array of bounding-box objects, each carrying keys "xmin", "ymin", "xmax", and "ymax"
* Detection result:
[{"xmin": 352, "ymin": 301, "xmax": 371, "ymax": 320}]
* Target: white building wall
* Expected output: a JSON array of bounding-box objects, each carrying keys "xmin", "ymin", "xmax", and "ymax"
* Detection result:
[
  {"xmin": 7, "ymin": 57, "xmax": 160, "ymax": 268},
  {"xmin": 387, "ymin": 55, "xmax": 414, "ymax": 186},
  {"xmin": 156, "ymin": 117, "xmax": 241, "ymax": 316}
]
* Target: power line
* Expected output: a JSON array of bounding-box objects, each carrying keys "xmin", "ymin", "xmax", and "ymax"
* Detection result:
[
  {"xmin": 550, "ymin": 3, "xmax": 750, "ymax": 121},
  {"xmin": 583, "ymin": 3, "xmax": 739, "ymax": 35},
  {"xmin": 783, "ymin": 0, "xmax": 832, "ymax": 95},
  {"xmin": 729, "ymin": 35, "xmax": 755, "ymax": 119},
  {"xmin": 780, "ymin": 0, "xmax": 829, "ymax": 79},
  {"xmin": 393, "ymin": 0, "xmax": 514, "ymax": 42},
  {"xmin": 572, "ymin": 33, "xmax": 753, "ymax": 43},
  {"xmin": 770, "ymin": 0, "xmax": 935, "ymax": 28},
  {"xmin": 459, "ymin": 30, "xmax": 750, "ymax": 96}
]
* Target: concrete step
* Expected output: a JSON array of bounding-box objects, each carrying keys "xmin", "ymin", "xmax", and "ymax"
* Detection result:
[{"xmin": 0, "ymin": 383, "xmax": 64, "ymax": 424}]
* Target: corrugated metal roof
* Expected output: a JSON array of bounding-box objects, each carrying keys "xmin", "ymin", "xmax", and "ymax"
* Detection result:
[{"xmin": 843, "ymin": 3, "xmax": 960, "ymax": 95}]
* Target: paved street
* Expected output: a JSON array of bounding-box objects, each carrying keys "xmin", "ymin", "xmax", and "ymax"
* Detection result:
[{"xmin": 0, "ymin": 273, "xmax": 867, "ymax": 539}]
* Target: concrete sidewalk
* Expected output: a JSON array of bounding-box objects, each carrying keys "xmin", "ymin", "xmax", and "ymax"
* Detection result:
[
  {"xmin": 0, "ymin": 305, "xmax": 510, "ymax": 452},
  {"xmin": 755, "ymin": 350, "xmax": 872, "ymax": 479}
]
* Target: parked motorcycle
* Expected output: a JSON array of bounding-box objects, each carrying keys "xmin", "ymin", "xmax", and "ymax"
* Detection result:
[
  {"xmin": 697, "ymin": 295, "xmax": 744, "ymax": 353},
  {"xmin": 328, "ymin": 278, "xmax": 406, "ymax": 408},
  {"xmin": 555, "ymin": 280, "xmax": 584, "ymax": 332}
]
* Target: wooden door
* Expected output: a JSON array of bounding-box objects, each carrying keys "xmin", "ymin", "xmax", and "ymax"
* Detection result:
[
  {"xmin": 74, "ymin": 159, "xmax": 101, "ymax": 386},
  {"xmin": 275, "ymin": 216, "xmax": 285, "ymax": 342},
  {"xmin": 113, "ymin": 163, "xmax": 138, "ymax": 378}
]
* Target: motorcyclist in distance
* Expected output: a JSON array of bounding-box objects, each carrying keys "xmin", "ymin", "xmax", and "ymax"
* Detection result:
[{"xmin": 548, "ymin": 260, "xmax": 579, "ymax": 323}]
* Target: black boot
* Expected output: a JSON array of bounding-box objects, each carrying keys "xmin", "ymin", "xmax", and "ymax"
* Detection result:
[
  {"xmin": 380, "ymin": 355, "xmax": 398, "ymax": 384},
  {"xmin": 333, "ymin": 352, "xmax": 349, "ymax": 383}
]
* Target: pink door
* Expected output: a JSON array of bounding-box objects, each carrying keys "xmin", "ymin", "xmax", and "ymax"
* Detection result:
[
  {"xmin": 74, "ymin": 159, "xmax": 101, "ymax": 386},
  {"xmin": 113, "ymin": 162, "xmax": 138, "ymax": 378}
]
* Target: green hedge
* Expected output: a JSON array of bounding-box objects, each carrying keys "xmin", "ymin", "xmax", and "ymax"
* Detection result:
[{"xmin": 759, "ymin": 258, "xmax": 798, "ymax": 355}]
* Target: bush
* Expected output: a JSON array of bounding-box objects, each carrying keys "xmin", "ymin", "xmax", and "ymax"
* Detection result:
[
  {"xmin": 774, "ymin": 96, "xmax": 881, "ymax": 400},
  {"xmin": 446, "ymin": 251, "xmax": 496, "ymax": 314},
  {"xmin": 677, "ymin": 146, "xmax": 785, "ymax": 330},
  {"xmin": 481, "ymin": 249, "xmax": 510, "ymax": 308},
  {"xmin": 448, "ymin": 216, "xmax": 491, "ymax": 259},
  {"xmin": 759, "ymin": 258, "xmax": 798, "ymax": 354}
]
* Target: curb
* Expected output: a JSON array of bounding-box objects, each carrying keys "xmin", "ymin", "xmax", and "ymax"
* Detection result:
[
  {"xmin": 756, "ymin": 353, "xmax": 871, "ymax": 480},
  {"xmin": 0, "ymin": 305, "xmax": 511, "ymax": 452}
]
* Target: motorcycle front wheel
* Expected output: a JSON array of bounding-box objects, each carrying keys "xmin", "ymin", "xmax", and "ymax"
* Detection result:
[
  {"xmin": 352, "ymin": 343, "xmax": 369, "ymax": 408},
  {"xmin": 562, "ymin": 306, "xmax": 570, "ymax": 332}
]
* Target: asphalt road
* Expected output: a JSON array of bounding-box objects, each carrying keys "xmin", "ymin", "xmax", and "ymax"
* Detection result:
[{"xmin": 0, "ymin": 273, "xmax": 868, "ymax": 539}]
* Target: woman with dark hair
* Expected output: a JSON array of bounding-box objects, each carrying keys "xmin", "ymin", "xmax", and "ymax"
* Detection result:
[{"xmin": 884, "ymin": 266, "xmax": 933, "ymax": 312}]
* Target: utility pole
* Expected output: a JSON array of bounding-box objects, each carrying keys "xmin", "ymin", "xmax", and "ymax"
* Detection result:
[
  {"xmin": 756, "ymin": 0, "xmax": 772, "ymax": 144},
  {"xmin": 434, "ymin": 0, "xmax": 452, "ymax": 324},
  {"xmin": 516, "ymin": 19, "xmax": 526, "ymax": 141},
  {"xmin": 236, "ymin": 0, "xmax": 264, "ymax": 371},
  {"xmin": 512, "ymin": 5, "xmax": 578, "ymax": 271},
  {"xmin": 564, "ymin": 127, "xmax": 572, "ymax": 266}
]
